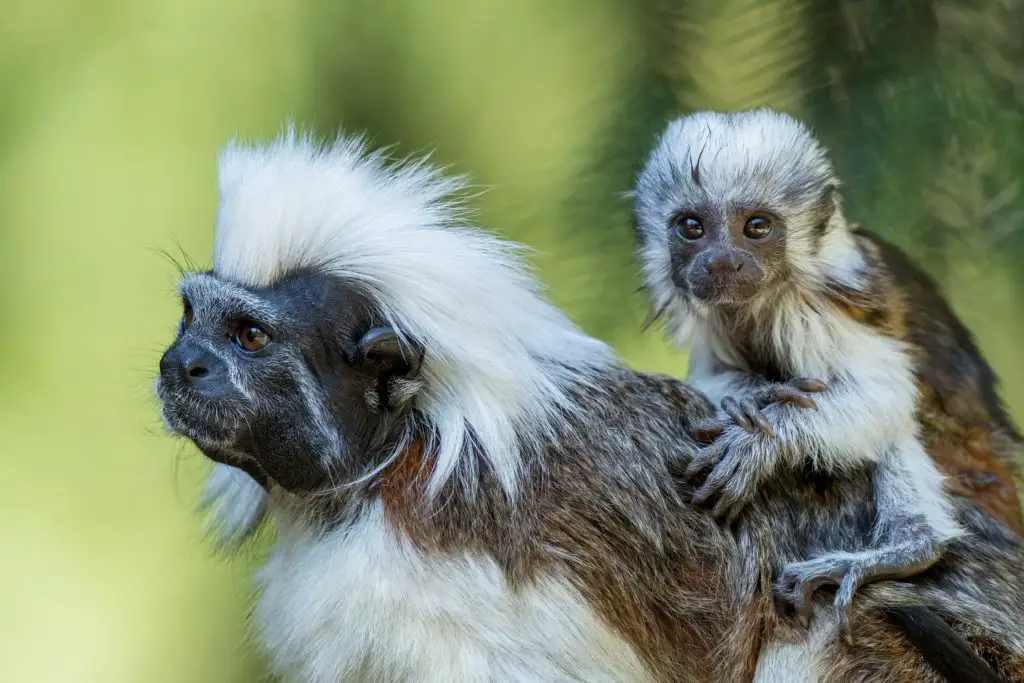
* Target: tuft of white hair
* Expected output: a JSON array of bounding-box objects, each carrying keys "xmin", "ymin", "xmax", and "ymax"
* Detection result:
[
  {"xmin": 213, "ymin": 129, "xmax": 614, "ymax": 498},
  {"xmin": 633, "ymin": 108, "xmax": 865, "ymax": 343}
]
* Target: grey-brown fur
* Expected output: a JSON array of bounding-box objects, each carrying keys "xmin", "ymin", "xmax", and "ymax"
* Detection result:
[{"xmin": 386, "ymin": 368, "xmax": 1024, "ymax": 682}]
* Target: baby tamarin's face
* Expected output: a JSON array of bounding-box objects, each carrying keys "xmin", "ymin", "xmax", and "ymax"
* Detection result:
[
  {"xmin": 633, "ymin": 108, "xmax": 840, "ymax": 310},
  {"xmin": 666, "ymin": 201, "xmax": 788, "ymax": 305}
]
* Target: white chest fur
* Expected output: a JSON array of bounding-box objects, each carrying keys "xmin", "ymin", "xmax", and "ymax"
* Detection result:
[{"xmin": 254, "ymin": 502, "xmax": 655, "ymax": 683}]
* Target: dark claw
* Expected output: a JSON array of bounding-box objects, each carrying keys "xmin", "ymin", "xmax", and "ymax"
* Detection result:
[
  {"xmin": 691, "ymin": 479, "xmax": 718, "ymax": 506},
  {"xmin": 711, "ymin": 470, "xmax": 754, "ymax": 521},
  {"xmin": 772, "ymin": 386, "xmax": 818, "ymax": 411},
  {"xmin": 741, "ymin": 397, "xmax": 774, "ymax": 435},
  {"xmin": 721, "ymin": 397, "xmax": 752, "ymax": 430},
  {"xmin": 691, "ymin": 467, "xmax": 727, "ymax": 505},
  {"xmin": 692, "ymin": 451, "xmax": 739, "ymax": 505},
  {"xmin": 834, "ymin": 571, "xmax": 863, "ymax": 647},
  {"xmin": 793, "ymin": 378, "xmax": 827, "ymax": 393},
  {"xmin": 711, "ymin": 491, "xmax": 744, "ymax": 521}
]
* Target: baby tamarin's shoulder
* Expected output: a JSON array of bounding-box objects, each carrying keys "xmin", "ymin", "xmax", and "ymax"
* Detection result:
[
  {"xmin": 824, "ymin": 227, "xmax": 997, "ymax": 385},
  {"xmin": 820, "ymin": 229, "xmax": 909, "ymax": 341},
  {"xmin": 825, "ymin": 227, "xmax": 1024, "ymax": 530}
]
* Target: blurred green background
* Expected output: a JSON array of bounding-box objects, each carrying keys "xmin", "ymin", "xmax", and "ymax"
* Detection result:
[{"xmin": 2, "ymin": 0, "xmax": 1023, "ymax": 680}]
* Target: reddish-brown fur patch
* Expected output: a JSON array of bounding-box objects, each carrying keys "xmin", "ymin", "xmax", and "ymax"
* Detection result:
[
  {"xmin": 364, "ymin": 377, "xmax": 754, "ymax": 683},
  {"xmin": 378, "ymin": 439, "xmax": 433, "ymax": 537},
  {"xmin": 923, "ymin": 421, "xmax": 1024, "ymax": 535}
]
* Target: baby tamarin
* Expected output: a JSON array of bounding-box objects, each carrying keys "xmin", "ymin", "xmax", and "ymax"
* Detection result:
[{"xmin": 631, "ymin": 108, "xmax": 1024, "ymax": 635}]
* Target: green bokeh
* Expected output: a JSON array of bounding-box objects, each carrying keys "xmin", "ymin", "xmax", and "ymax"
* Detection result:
[{"xmin": 2, "ymin": 1, "xmax": 1021, "ymax": 680}]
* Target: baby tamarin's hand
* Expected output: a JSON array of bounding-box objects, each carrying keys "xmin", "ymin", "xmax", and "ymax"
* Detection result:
[
  {"xmin": 719, "ymin": 378, "xmax": 826, "ymax": 436},
  {"xmin": 684, "ymin": 378, "xmax": 826, "ymax": 521}
]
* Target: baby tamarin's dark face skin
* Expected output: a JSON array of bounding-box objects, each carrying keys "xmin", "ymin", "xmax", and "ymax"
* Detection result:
[{"xmin": 668, "ymin": 204, "xmax": 789, "ymax": 306}]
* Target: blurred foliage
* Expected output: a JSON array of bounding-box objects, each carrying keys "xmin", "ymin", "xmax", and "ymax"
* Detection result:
[{"xmin": 1, "ymin": 0, "xmax": 1022, "ymax": 680}]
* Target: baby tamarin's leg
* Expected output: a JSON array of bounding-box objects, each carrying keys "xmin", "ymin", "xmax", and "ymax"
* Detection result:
[{"xmin": 775, "ymin": 437, "xmax": 963, "ymax": 643}]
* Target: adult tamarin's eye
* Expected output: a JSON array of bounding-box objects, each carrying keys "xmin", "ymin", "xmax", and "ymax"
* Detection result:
[
  {"xmin": 744, "ymin": 216, "xmax": 772, "ymax": 240},
  {"xmin": 182, "ymin": 300, "xmax": 194, "ymax": 329},
  {"xmin": 236, "ymin": 321, "xmax": 270, "ymax": 352},
  {"xmin": 672, "ymin": 215, "xmax": 705, "ymax": 240}
]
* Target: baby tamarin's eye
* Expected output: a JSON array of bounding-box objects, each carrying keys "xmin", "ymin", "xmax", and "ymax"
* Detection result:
[
  {"xmin": 236, "ymin": 321, "xmax": 270, "ymax": 352},
  {"xmin": 743, "ymin": 216, "xmax": 772, "ymax": 240},
  {"xmin": 182, "ymin": 299, "xmax": 194, "ymax": 329},
  {"xmin": 673, "ymin": 215, "xmax": 705, "ymax": 240}
]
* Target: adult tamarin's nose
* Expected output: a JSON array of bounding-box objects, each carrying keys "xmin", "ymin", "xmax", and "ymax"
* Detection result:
[{"xmin": 161, "ymin": 342, "xmax": 230, "ymax": 398}]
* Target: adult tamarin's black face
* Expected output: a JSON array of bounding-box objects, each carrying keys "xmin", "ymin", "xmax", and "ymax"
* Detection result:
[
  {"xmin": 633, "ymin": 108, "xmax": 842, "ymax": 312},
  {"xmin": 156, "ymin": 270, "xmax": 423, "ymax": 494}
]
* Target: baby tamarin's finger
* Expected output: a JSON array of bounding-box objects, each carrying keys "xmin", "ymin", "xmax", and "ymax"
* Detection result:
[
  {"xmin": 772, "ymin": 386, "xmax": 818, "ymax": 410},
  {"xmin": 691, "ymin": 420, "xmax": 725, "ymax": 444},
  {"xmin": 721, "ymin": 397, "xmax": 753, "ymax": 430},
  {"xmin": 740, "ymin": 398, "xmax": 774, "ymax": 435}
]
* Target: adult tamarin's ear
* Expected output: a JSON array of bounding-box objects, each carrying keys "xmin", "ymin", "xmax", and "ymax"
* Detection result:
[{"xmin": 356, "ymin": 326, "xmax": 424, "ymax": 379}]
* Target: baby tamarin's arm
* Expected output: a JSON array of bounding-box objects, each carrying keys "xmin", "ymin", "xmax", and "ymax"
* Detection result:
[
  {"xmin": 683, "ymin": 331, "xmax": 922, "ymax": 519},
  {"xmin": 685, "ymin": 334, "xmax": 963, "ymax": 641},
  {"xmin": 629, "ymin": 108, "xmax": 977, "ymax": 645}
]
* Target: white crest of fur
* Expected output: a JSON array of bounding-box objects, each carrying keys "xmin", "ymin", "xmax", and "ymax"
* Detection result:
[
  {"xmin": 633, "ymin": 108, "xmax": 865, "ymax": 347},
  {"xmin": 212, "ymin": 129, "xmax": 614, "ymax": 498}
]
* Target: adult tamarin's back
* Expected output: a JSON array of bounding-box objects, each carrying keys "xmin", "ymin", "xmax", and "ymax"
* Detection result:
[{"xmin": 829, "ymin": 227, "xmax": 1024, "ymax": 532}]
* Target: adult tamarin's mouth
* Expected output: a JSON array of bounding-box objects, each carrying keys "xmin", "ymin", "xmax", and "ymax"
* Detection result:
[{"xmin": 158, "ymin": 392, "xmax": 242, "ymax": 447}]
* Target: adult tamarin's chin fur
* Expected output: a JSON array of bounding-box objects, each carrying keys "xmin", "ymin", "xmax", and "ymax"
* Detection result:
[{"xmin": 162, "ymin": 129, "xmax": 1023, "ymax": 682}]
